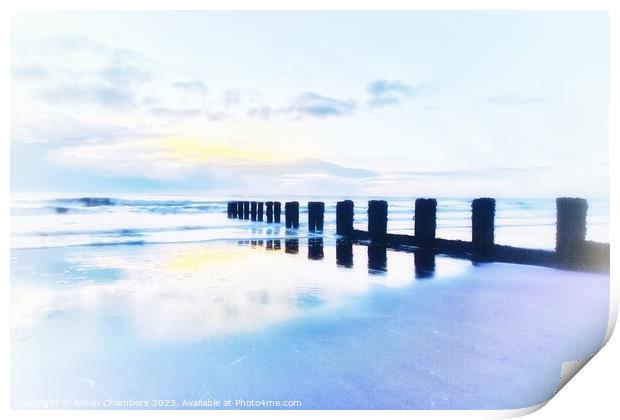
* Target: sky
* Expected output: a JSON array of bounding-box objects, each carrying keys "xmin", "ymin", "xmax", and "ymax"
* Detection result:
[{"xmin": 10, "ymin": 11, "xmax": 609, "ymax": 197}]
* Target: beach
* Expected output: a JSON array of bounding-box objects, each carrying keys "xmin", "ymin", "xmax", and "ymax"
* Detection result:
[{"xmin": 10, "ymin": 196, "xmax": 610, "ymax": 409}]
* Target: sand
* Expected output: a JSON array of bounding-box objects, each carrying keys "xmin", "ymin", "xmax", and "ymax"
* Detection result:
[{"xmin": 11, "ymin": 239, "xmax": 609, "ymax": 409}]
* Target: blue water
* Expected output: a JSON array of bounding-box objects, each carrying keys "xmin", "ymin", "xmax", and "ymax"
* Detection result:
[{"xmin": 10, "ymin": 193, "xmax": 610, "ymax": 250}]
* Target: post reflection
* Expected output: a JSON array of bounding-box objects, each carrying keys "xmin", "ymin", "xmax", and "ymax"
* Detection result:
[
  {"xmin": 368, "ymin": 243, "xmax": 387, "ymax": 274},
  {"xmin": 336, "ymin": 239, "xmax": 353, "ymax": 268},
  {"xmin": 308, "ymin": 238, "xmax": 324, "ymax": 260},
  {"xmin": 241, "ymin": 238, "xmax": 438, "ymax": 280},
  {"xmin": 414, "ymin": 249, "xmax": 436, "ymax": 279},
  {"xmin": 285, "ymin": 239, "xmax": 299, "ymax": 254}
]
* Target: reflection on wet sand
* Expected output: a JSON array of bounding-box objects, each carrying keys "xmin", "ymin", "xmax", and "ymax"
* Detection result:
[
  {"xmin": 336, "ymin": 240, "xmax": 353, "ymax": 268},
  {"xmin": 285, "ymin": 239, "xmax": 299, "ymax": 254},
  {"xmin": 414, "ymin": 249, "xmax": 436, "ymax": 279},
  {"xmin": 368, "ymin": 243, "xmax": 387, "ymax": 274},
  {"xmin": 10, "ymin": 234, "xmax": 610, "ymax": 410},
  {"xmin": 11, "ymin": 239, "xmax": 461, "ymax": 343},
  {"xmin": 308, "ymin": 238, "xmax": 324, "ymax": 260},
  {"xmin": 266, "ymin": 239, "xmax": 282, "ymax": 251}
]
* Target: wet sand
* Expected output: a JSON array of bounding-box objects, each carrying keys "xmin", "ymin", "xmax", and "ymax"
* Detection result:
[{"xmin": 11, "ymin": 239, "xmax": 609, "ymax": 409}]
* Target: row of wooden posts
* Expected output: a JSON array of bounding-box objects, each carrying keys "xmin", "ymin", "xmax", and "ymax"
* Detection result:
[{"xmin": 227, "ymin": 197, "xmax": 592, "ymax": 258}]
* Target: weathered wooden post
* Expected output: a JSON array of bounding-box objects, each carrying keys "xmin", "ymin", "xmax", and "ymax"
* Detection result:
[
  {"xmin": 414, "ymin": 198, "xmax": 437, "ymax": 247},
  {"xmin": 250, "ymin": 201, "xmax": 257, "ymax": 221},
  {"xmin": 237, "ymin": 201, "xmax": 244, "ymax": 219},
  {"xmin": 257, "ymin": 202, "xmax": 264, "ymax": 221},
  {"xmin": 274, "ymin": 201, "xmax": 281, "ymax": 223},
  {"xmin": 336, "ymin": 239, "xmax": 353, "ymax": 268},
  {"xmin": 336, "ymin": 200, "xmax": 354, "ymax": 236},
  {"xmin": 556, "ymin": 198, "xmax": 588, "ymax": 262},
  {"xmin": 308, "ymin": 201, "xmax": 325, "ymax": 232},
  {"xmin": 266, "ymin": 201, "xmax": 274, "ymax": 223},
  {"xmin": 243, "ymin": 201, "xmax": 250, "ymax": 219},
  {"xmin": 368, "ymin": 200, "xmax": 388, "ymax": 241},
  {"xmin": 227, "ymin": 202, "xmax": 232, "ymax": 218},
  {"xmin": 285, "ymin": 202, "xmax": 291, "ymax": 227},
  {"xmin": 308, "ymin": 238, "xmax": 324, "ymax": 260},
  {"xmin": 231, "ymin": 202, "xmax": 238, "ymax": 218},
  {"xmin": 285, "ymin": 201, "xmax": 299, "ymax": 229},
  {"xmin": 471, "ymin": 198, "xmax": 495, "ymax": 252}
]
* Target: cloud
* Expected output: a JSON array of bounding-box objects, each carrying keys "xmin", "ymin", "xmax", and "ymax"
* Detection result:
[
  {"xmin": 289, "ymin": 159, "xmax": 375, "ymax": 178},
  {"xmin": 391, "ymin": 166, "xmax": 549, "ymax": 179},
  {"xmin": 11, "ymin": 115, "xmax": 153, "ymax": 144},
  {"xmin": 38, "ymin": 81, "xmax": 136, "ymax": 108},
  {"xmin": 247, "ymin": 106, "xmax": 273, "ymax": 120},
  {"xmin": 172, "ymin": 80, "xmax": 208, "ymax": 95},
  {"xmin": 222, "ymin": 89, "xmax": 241, "ymax": 107},
  {"xmin": 50, "ymin": 137, "xmax": 375, "ymax": 182},
  {"xmin": 286, "ymin": 92, "xmax": 356, "ymax": 118},
  {"xmin": 240, "ymin": 159, "xmax": 376, "ymax": 179},
  {"xmin": 367, "ymin": 79, "xmax": 435, "ymax": 108},
  {"xmin": 486, "ymin": 94, "xmax": 543, "ymax": 105},
  {"xmin": 11, "ymin": 65, "xmax": 50, "ymax": 80},
  {"xmin": 149, "ymin": 107, "xmax": 203, "ymax": 118},
  {"xmin": 47, "ymin": 33, "xmax": 150, "ymax": 64},
  {"xmin": 13, "ymin": 34, "xmax": 152, "ymax": 110},
  {"xmin": 98, "ymin": 63, "xmax": 150, "ymax": 86}
]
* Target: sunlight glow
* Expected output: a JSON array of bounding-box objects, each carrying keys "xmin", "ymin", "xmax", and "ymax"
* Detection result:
[{"xmin": 152, "ymin": 138, "xmax": 288, "ymax": 163}]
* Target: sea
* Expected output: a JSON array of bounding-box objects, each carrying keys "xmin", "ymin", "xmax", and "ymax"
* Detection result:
[{"xmin": 10, "ymin": 193, "xmax": 610, "ymax": 250}]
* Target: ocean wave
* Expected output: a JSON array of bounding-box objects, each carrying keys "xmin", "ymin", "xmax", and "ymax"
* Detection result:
[
  {"xmin": 53, "ymin": 197, "xmax": 116, "ymax": 207},
  {"xmin": 12, "ymin": 197, "xmax": 228, "ymax": 216},
  {"xmin": 11, "ymin": 206, "xmax": 89, "ymax": 216},
  {"xmin": 18, "ymin": 225, "xmax": 219, "ymax": 238}
]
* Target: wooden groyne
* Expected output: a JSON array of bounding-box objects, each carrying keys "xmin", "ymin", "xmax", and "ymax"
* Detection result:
[{"xmin": 227, "ymin": 198, "xmax": 609, "ymax": 273}]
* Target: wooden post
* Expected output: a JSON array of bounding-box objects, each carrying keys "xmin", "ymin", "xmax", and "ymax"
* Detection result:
[
  {"xmin": 243, "ymin": 201, "xmax": 250, "ymax": 219},
  {"xmin": 308, "ymin": 201, "xmax": 325, "ymax": 232},
  {"xmin": 414, "ymin": 198, "xmax": 437, "ymax": 247},
  {"xmin": 368, "ymin": 200, "xmax": 388, "ymax": 241},
  {"xmin": 266, "ymin": 201, "xmax": 274, "ymax": 223},
  {"xmin": 274, "ymin": 201, "xmax": 281, "ymax": 223},
  {"xmin": 237, "ymin": 201, "xmax": 244, "ymax": 219},
  {"xmin": 285, "ymin": 202, "xmax": 291, "ymax": 227},
  {"xmin": 336, "ymin": 200, "xmax": 354, "ymax": 236},
  {"xmin": 231, "ymin": 202, "xmax": 238, "ymax": 218},
  {"xmin": 556, "ymin": 198, "xmax": 588, "ymax": 261},
  {"xmin": 472, "ymin": 198, "xmax": 495, "ymax": 251},
  {"xmin": 227, "ymin": 202, "xmax": 232, "ymax": 218},
  {"xmin": 257, "ymin": 202, "xmax": 264, "ymax": 221},
  {"xmin": 285, "ymin": 201, "xmax": 299, "ymax": 229},
  {"xmin": 250, "ymin": 201, "xmax": 257, "ymax": 221}
]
